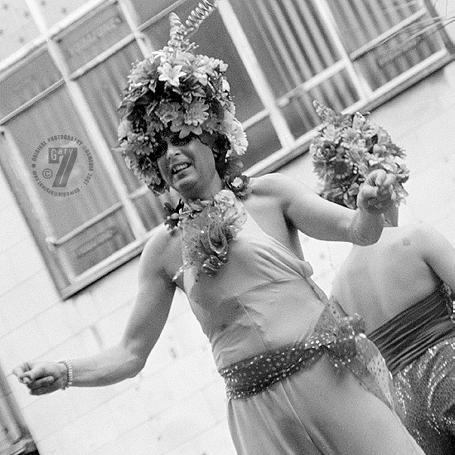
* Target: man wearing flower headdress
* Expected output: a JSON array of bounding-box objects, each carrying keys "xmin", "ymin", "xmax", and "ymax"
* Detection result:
[
  {"xmin": 312, "ymin": 101, "xmax": 455, "ymax": 454},
  {"xmin": 13, "ymin": 3, "xmax": 425, "ymax": 454}
]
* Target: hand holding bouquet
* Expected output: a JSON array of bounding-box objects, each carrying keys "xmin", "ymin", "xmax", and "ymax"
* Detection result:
[{"xmin": 311, "ymin": 100, "xmax": 409, "ymax": 210}]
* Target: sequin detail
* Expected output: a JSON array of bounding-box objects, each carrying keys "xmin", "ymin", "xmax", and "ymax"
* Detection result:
[
  {"xmin": 220, "ymin": 304, "xmax": 395, "ymax": 410},
  {"xmin": 394, "ymin": 338, "xmax": 455, "ymax": 454}
]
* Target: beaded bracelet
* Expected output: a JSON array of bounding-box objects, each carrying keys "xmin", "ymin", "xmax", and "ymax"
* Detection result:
[{"xmin": 59, "ymin": 360, "xmax": 74, "ymax": 390}]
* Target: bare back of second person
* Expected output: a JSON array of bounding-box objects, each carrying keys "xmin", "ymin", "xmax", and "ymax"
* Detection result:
[
  {"xmin": 332, "ymin": 223, "xmax": 444, "ymax": 333},
  {"xmin": 332, "ymin": 221, "xmax": 455, "ymax": 455}
]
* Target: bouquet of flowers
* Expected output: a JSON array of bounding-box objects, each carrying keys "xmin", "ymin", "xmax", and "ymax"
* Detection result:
[{"xmin": 311, "ymin": 100, "xmax": 409, "ymax": 209}]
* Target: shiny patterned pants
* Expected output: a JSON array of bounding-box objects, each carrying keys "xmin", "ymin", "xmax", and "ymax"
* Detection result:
[{"xmin": 394, "ymin": 338, "xmax": 455, "ymax": 455}]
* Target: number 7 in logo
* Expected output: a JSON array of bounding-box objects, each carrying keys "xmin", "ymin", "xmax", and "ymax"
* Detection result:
[{"xmin": 52, "ymin": 148, "xmax": 78, "ymax": 187}]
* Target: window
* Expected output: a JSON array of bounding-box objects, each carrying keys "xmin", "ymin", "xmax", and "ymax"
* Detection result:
[
  {"xmin": 0, "ymin": 0, "xmax": 453, "ymax": 298},
  {"xmin": 327, "ymin": 0, "xmax": 448, "ymax": 89},
  {"xmin": 228, "ymin": 0, "xmax": 361, "ymax": 138}
]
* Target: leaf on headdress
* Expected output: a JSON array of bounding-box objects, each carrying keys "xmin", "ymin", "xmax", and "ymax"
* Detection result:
[
  {"xmin": 167, "ymin": 12, "xmax": 186, "ymax": 50},
  {"xmin": 169, "ymin": 12, "xmax": 184, "ymax": 39}
]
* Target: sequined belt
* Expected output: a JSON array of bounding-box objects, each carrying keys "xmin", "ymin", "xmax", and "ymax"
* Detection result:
[
  {"xmin": 369, "ymin": 283, "xmax": 455, "ymax": 375},
  {"xmin": 219, "ymin": 311, "xmax": 366, "ymax": 400}
]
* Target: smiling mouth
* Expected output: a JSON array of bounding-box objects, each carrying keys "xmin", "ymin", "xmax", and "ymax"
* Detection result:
[{"xmin": 171, "ymin": 163, "xmax": 191, "ymax": 175}]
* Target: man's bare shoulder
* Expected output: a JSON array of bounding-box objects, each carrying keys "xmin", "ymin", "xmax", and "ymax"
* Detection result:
[
  {"xmin": 143, "ymin": 223, "xmax": 174, "ymax": 248},
  {"xmin": 248, "ymin": 174, "xmax": 289, "ymax": 211},
  {"xmin": 140, "ymin": 224, "xmax": 181, "ymax": 277},
  {"xmin": 252, "ymin": 173, "xmax": 297, "ymax": 191},
  {"xmin": 250, "ymin": 173, "xmax": 312, "ymax": 200}
]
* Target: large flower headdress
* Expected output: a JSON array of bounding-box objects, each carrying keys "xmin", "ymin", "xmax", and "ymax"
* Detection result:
[
  {"xmin": 311, "ymin": 101, "xmax": 409, "ymax": 209},
  {"xmin": 116, "ymin": 1, "xmax": 249, "ymax": 195}
]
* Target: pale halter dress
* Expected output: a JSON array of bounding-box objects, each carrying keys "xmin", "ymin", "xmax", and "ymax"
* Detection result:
[{"xmin": 178, "ymin": 208, "xmax": 424, "ymax": 454}]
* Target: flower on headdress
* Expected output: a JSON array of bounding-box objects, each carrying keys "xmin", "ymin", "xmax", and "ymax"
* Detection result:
[
  {"xmin": 127, "ymin": 59, "xmax": 158, "ymax": 88},
  {"xmin": 158, "ymin": 62, "xmax": 186, "ymax": 87},
  {"xmin": 212, "ymin": 58, "xmax": 228, "ymax": 72},
  {"xmin": 117, "ymin": 119, "xmax": 131, "ymax": 141},
  {"xmin": 229, "ymin": 121, "xmax": 248, "ymax": 156},
  {"xmin": 221, "ymin": 79, "xmax": 230, "ymax": 93},
  {"xmin": 184, "ymin": 100, "xmax": 209, "ymax": 126},
  {"xmin": 191, "ymin": 62, "xmax": 210, "ymax": 86},
  {"xmin": 155, "ymin": 102, "xmax": 181, "ymax": 124},
  {"xmin": 170, "ymin": 118, "xmax": 203, "ymax": 138},
  {"xmin": 311, "ymin": 100, "xmax": 409, "ymax": 209}
]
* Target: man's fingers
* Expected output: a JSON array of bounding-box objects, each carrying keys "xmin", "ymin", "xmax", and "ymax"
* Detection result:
[
  {"xmin": 376, "ymin": 171, "xmax": 395, "ymax": 190},
  {"xmin": 369, "ymin": 199, "xmax": 388, "ymax": 210},
  {"xmin": 12, "ymin": 361, "xmax": 32, "ymax": 378},
  {"xmin": 30, "ymin": 383, "xmax": 61, "ymax": 396},
  {"xmin": 367, "ymin": 169, "xmax": 396, "ymax": 189},
  {"xmin": 27, "ymin": 376, "xmax": 56, "ymax": 391},
  {"xmin": 361, "ymin": 185, "xmax": 378, "ymax": 201},
  {"xmin": 13, "ymin": 362, "xmax": 61, "ymax": 397},
  {"xmin": 366, "ymin": 169, "xmax": 386, "ymax": 186},
  {"xmin": 23, "ymin": 365, "xmax": 53, "ymax": 382},
  {"xmin": 384, "ymin": 173, "xmax": 396, "ymax": 186},
  {"xmin": 12, "ymin": 367, "xmax": 25, "ymax": 379},
  {"xmin": 376, "ymin": 186, "xmax": 392, "ymax": 200}
]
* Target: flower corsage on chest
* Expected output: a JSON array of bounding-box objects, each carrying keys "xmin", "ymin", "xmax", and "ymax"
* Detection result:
[{"xmin": 167, "ymin": 189, "xmax": 247, "ymax": 277}]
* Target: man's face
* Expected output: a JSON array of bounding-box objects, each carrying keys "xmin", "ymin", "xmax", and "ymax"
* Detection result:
[{"xmin": 157, "ymin": 135, "xmax": 220, "ymax": 199}]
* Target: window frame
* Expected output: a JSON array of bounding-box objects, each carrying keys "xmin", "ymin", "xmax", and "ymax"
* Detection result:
[{"xmin": 0, "ymin": 0, "xmax": 453, "ymax": 299}]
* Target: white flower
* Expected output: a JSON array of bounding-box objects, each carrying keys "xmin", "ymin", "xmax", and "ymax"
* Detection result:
[
  {"xmin": 117, "ymin": 119, "xmax": 130, "ymax": 140},
  {"xmin": 158, "ymin": 63, "xmax": 186, "ymax": 87},
  {"xmin": 221, "ymin": 79, "xmax": 230, "ymax": 92}
]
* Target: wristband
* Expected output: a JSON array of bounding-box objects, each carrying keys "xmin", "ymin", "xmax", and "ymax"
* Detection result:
[{"xmin": 59, "ymin": 360, "xmax": 74, "ymax": 389}]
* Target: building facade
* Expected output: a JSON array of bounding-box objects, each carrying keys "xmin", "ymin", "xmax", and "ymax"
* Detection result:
[{"xmin": 0, "ymin": 1, "xmax": 454, "ymax": 454}]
